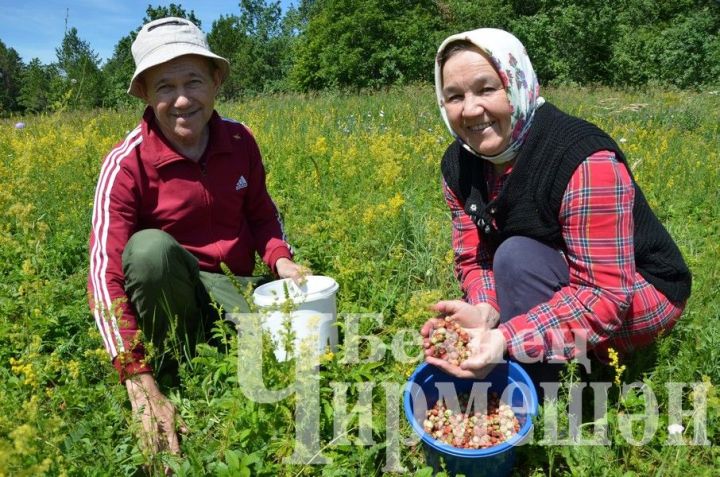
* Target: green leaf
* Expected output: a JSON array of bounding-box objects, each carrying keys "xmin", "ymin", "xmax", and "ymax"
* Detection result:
[
  {"xmin": 414, "ymin": 467, "xmax": 434, "ymax": 477},
  {"xmin": 242, "ymin": 451, "xmax": 262, "ymax": 468},
  {"xmin": 225, "ymin": 449, "xmax": 240, "ymax": 470}
]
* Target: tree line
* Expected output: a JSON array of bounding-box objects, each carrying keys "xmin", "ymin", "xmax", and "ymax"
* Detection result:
[{"xmin": 1, "ymin": 0, "xmax": 719, "ymax": 115}]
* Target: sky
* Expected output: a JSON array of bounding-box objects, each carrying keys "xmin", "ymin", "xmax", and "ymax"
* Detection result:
[{"xmin": 0, "ymin": 0, "xmax": 295, "ymax": 65}]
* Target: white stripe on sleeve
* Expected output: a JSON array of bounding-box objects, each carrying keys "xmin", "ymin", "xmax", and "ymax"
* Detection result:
[{"xmin": 89, "ymin": 127, "xmax": 142, "ymax": 358}]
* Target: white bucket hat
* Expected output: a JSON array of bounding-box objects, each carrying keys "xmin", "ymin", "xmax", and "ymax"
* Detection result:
[{"xmin": 128, "ymin": 17, "xmax": 229, "ymax": 98}]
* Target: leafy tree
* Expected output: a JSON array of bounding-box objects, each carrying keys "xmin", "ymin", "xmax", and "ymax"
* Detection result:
[
  {"xmin": 11, "ymin": 0, "xmax": 720, "ymax": 113},
  {"xmin": 289, "ymin": 0, "xmax": 444, "ymax": 91},
  {"xmin": 102, "ymin": 35, "xmax": 136, "ymax": 107},
  {"xmin": 507, "ymin": 0, "xmax": 617, "ymax": 85},
  {"xmin": 435, "ymin": 0, "xmax": 513, "ymax": 33},
  {"xmin": 18, "ymin": 59, "xmax": 59, "ymax": 112},
  {"xmin": 0, "ymin": 40, "xmax": 24, "ymax": 113},
  {"xmin": 103, "ymin": 3, "xmax": 201, "ymax": 107},
  {"xmin": 283, "ymin": 0, "xmax": 319, "ymax": 31},
  {"xmin": 207, "ymin": 15, "xmax": 247, "ymax": 99},
  {"xmin": 55, "ymin": 27, "xmax": 104, "ymax": 108},
  {"xmin": 613, "ymin": 0, "xmax": 708, "ymax": 26},
  {"xmin": 610, "ymin": 1, "xmax": 720, "ymax": 87},
  {"xmin": 208, "ymin": 0, "xmax": 294, "ymax": 97},
  {"xmin": 142, "ymin": 3, "xmax": 201, "ymax": 25}
]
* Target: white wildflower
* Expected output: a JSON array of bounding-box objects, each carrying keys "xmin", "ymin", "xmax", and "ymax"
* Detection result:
[{"xmin": 667, "ymin": 423, "xmax": 684, "ymax": 436}]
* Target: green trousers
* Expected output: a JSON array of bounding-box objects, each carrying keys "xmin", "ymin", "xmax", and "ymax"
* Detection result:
[{"xmin": 122, "ymin": 229, "xmax": 264, "ymax": 377}]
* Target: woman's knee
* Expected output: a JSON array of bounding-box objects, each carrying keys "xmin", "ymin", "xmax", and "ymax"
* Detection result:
[
  {"xmin": 494, "ymin": 236, "xmax": 569, "ymax": 288},
  {"xmin": 495, "ymin": 237, "xmax": 540, "ymax": 282}
]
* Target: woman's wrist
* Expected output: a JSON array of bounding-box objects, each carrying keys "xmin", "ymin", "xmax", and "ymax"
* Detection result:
[{"xmin": 474, "ymin": 302, "xmax": 500, "ymax": 328}]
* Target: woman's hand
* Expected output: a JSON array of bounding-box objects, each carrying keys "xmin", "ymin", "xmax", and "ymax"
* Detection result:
[
  {"xmin": 461, "ymin": 328, "xmax": 507, "ymax": 378},
  {"xmin": 425, "ymin": 328, "xmax": 507, "ymax": 379},
  {"xmin": 421, "ymin": 300, "xmax": 506, "ymax": 379},
  {"xmin": 126, "ymin": 373, "xmax": 187, "ymax": 473},
  {"xmin": 275, "ymin": 258, "xmax": 311, "ymax": 284},
  {"xmin": 431, "ymin": 300, "xmax": 500, "ymax": 331},
  {"xmin": 420, "ymin": 300, "xmax": 499, "ymax": 348}
]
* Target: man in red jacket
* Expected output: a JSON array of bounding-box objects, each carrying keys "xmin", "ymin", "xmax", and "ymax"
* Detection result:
[{"xmin": 87, "ymin": 17, "xmax": 307, "ymax": 459}]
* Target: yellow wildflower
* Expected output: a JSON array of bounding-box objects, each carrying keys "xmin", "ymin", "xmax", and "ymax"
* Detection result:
[
  {"xmin": 21, "ymin": 259, "xmax": 34, "ymax": 276},
  {"xmin": 386, "ymin": 192, "xmax": 405, "ymax": 214},
  {"xmin": 607, "ymin": 347, "xmax": 626, "ymax": 387},
  {"xmin": 321, "ymin": 349, "xmax": 335, "ymax": 364},
  {"xmin": 66, "ymin": 360, "xmax": 81, "ymax": 380},
  {"xmin": 310, "ymin": 136, "xmax": 328, "ymax": 156},
  {"xmin": 9, "ymin": 357, "xmax": 38, "ymax": 388},
  {"xmin": 10, "ymin": 424, "xmax": 36, "ymax": 455}
]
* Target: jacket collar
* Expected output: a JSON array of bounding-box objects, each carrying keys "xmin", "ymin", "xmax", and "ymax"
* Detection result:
[{"xmin": 139, "ymin": 106, "xmax": 234, "ymax": 168}]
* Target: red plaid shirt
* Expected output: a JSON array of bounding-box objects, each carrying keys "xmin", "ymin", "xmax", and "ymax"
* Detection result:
[{"xmin": 444, "ymin": 151, "xmax": 684, "ymax": 361}]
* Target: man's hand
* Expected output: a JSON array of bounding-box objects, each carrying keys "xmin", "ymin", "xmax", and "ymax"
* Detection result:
[
  {"xmin": 126, "ymin": 372, "xmax": 187, "ymax": 468},
  {"xmin": 421, "ymin": 300, "xmax": 506, "ymax": 379},
  {"xmin": 275, "ymin": 257, "xmax": 311, "ymax": 284}
]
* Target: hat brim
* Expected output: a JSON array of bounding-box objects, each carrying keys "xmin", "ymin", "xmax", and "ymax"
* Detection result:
[{"xmin": 127, "ymin": 44, "xmax": 229, "ymax": 98}]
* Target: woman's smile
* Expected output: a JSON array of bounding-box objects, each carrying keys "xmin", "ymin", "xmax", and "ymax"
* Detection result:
[{"xmin": 441, "ymin": 48, "xmax": 512, "ymax": 157}]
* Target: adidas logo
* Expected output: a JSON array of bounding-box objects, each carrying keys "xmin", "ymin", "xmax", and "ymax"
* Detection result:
[{"xmin": 235, "ymin": 175, "xmax": 248, "ymax": 190}]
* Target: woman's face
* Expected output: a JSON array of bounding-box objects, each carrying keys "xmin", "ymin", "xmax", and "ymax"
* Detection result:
[{"xmin": 441, "ymin": 48, "xmax": 512, "ymax": 156}]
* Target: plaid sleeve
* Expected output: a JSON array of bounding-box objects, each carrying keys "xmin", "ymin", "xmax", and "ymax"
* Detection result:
[
  {"xmin": 499, "ymin": 151, "xmax": 635, "ymax": 361},
  {"xmin": 443, "ymin": 178, "xmax": 498, "ymax": 309}
]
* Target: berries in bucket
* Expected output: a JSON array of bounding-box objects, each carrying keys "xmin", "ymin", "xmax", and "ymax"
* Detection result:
[
  {"xmin": 422, "ymin": 392, "xmax": 520, "ymax": 449},
  {"xmin": 403, "ymin": 362, "xmax": 538, "ymax": 477}
]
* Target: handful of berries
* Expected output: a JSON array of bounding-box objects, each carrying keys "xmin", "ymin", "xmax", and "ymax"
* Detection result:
[
  {"xmin": 422, "ymin": 393, "xmax": 520, "ymax": 449},
  {"xmin": 424, "ymin": 318, "xmax": 470, "ymax": 366}
]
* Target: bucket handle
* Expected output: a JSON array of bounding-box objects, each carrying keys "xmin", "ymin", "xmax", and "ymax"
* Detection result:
[{"xmin": 288, "ymin": 278, "xmax": 308, "ymax": 298}]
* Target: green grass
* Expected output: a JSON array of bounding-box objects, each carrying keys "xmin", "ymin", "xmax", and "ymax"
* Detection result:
[{"xmin": 0, "ymin": 83, "xmax": 718, "ymax": 476}]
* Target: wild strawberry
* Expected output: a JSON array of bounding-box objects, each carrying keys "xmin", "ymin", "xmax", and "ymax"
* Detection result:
[
  {"xmin": 423, "ymin": 392, "xmax": 520, "ymax": 448},
  {"xmin": 429, "ymin": 318, "xmax": 470, "ymax": 366}
]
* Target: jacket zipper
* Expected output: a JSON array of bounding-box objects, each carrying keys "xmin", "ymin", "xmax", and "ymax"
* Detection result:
[{"xmin": 198, "ymin": 158, "xmax": 225, "ymax": 266}]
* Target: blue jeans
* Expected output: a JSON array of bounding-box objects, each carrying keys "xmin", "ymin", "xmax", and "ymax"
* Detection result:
[{"xmin": 493, "ymin": 236, "xmax": 571, "ymax": 390}]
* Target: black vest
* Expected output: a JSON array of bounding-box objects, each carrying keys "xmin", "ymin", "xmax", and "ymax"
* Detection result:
[{"xmin": 441, "ymin": 102, "xmax": 691, "ymax": 303}]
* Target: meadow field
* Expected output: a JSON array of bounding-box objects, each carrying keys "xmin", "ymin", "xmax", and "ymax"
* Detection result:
[{"xmin": 0, "ymin": 84, "xmax": 718, "ymax": 476}]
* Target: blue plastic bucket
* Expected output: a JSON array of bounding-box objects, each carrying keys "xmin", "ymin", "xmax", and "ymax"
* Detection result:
[{"xmin": 404, "ymin": 362, "xmax": 538, "ymax": 477}]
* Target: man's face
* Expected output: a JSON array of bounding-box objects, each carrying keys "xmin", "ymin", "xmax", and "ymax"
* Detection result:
[{"xmin": 140, "ymin": 55, "xmax": 220, "ymax": 150}]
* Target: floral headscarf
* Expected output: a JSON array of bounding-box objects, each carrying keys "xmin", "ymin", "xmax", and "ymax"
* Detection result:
[{"xmin": 434, "ymin": 28, "xmax": 544, "ymax": 164}]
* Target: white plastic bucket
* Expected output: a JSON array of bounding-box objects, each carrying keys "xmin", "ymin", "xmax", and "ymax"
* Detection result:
[{"xmin": 252, "ymin": 275, "xmax": 339, "ymax": 362}]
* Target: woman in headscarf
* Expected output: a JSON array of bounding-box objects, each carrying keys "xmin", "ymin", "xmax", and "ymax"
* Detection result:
[{"xmin": 421, "ymin": 29, "xmax": 691, "ymax": 388}]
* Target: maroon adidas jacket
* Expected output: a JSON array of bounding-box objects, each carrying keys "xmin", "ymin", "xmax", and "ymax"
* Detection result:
[{"xmin": 88, "ymin": 107, "xmax": 292, "ymax": 381}]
